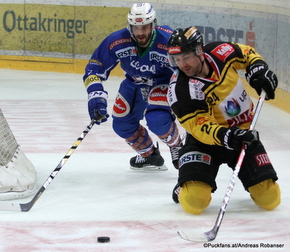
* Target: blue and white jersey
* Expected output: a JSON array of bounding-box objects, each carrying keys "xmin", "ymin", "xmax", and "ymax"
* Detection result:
[{"xmin": 83, "ymin": 26, "xmax": 175, "ymax": 93}]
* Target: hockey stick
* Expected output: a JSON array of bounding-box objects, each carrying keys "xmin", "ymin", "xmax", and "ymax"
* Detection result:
[
  {"xmin": 178, "ymin": 90, "xmax": 267, "ymax": 242},
  {"xmin": 0, "ymin": 120, "xmax": 96, "ymax": 212}
]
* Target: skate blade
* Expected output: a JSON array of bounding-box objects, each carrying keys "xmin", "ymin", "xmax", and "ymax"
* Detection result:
[{"xmin": 130, "ymin": 164, "xmax": 168, "ymax": 171}]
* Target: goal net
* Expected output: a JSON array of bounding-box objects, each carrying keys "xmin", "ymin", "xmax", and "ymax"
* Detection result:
[
  {"xmin": 0, "ymin": 108, "xmax": 37, "ymax": 200},
  {"xmin": 0, "ymin": 109, "xmax": 18, "ymax": 167}
]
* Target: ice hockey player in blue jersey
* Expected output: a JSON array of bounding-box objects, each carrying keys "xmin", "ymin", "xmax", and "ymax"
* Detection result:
[{"xmin": 83, "ymin": 3, "xmax": 183, "ymax": 170}]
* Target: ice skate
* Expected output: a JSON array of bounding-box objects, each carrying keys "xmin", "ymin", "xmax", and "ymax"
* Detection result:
[{"xmin": 130, "ymin": 143, "xmax": 167, "ymax": 171}]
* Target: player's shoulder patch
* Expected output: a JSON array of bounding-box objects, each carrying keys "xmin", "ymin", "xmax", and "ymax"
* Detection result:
[
  {"xmin": 108, "ymin": 28, "xmax": 133, "ymax": 51},
  {"xmin": 109, "ymin": 37, "xmax": 132, "ymax": 51},
  {"xmin": 210, "ymin": 43, "xmax": 235, "ymax": 62}
]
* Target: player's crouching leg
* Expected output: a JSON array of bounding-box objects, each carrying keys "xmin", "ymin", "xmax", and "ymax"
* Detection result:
[
  {"xmin": 0, "ymin": 147, "xmax": 37, "ymax": 200},
  {"xmin": 179, "ymin": 180, "xmax": 212, "ymax": 215},
  {"xmin": 248, "ymin": 179, "xmax": 281, "ymax": 210}
]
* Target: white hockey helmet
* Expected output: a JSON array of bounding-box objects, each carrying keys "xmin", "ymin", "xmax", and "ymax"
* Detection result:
[{"xmin": 127, "ymin": 3, "xmax": 156, "ymax": 26}]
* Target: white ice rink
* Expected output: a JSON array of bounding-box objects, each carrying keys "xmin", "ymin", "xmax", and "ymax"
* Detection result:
[{"xmin": 0, "ymin": 69, "xmax": 289, "ymax": 252}]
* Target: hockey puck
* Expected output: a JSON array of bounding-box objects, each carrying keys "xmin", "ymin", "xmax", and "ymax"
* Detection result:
[{"xmin": 97, "ymin": 236, "xmax": 110, "ymax": 243}]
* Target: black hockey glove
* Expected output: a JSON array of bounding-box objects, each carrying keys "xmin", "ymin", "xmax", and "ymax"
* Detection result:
[
  {"xmin": 245, "ymin": 60, "xmax": 278, "ymax": 100},
  {"xmin": 218, "ymin": 126, "xmax": 259, "ymax": 151}
]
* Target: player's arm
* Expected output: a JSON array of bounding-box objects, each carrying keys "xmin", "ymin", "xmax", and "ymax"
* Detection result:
[
  {"xmin": 179, "ymin": 110, "xmax": 224, "ymax": 146},
  {"xmin": 232, "ymin": 43, "xmax": 278, "ymax": 100},
  {"xmin": 177, "ymin": 105, "xmax": 259, "ymax": 151},
  {"xmin": 83, "ymin": 56, "xmax": 110, "ymax": 124},
  {"xmin": 82, "ymin": 39, "xmax": 118, "ymax": 123},
  {"xmin": 168, "ymin": 73, "xmax": 222, "ymax": 146}
]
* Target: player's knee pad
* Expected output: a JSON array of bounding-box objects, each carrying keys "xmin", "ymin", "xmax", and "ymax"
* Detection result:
[
  {"xmin": 248, "ymin": 179, "xmax": 281, "ymax": 210},
  {"xmin": 179, "ymin": 181, "xmax": 212, "ymax": 215}
]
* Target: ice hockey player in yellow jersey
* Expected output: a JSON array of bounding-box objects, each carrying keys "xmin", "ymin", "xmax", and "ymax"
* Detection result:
[{"xmin": 167, "ymin": 26, "xmax": 280, "ymax": 214}]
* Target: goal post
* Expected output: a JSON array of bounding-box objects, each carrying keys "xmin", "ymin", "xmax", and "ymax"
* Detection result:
[{"xmin": 0, "ymin": 109, "xmax": 37, "ymax": 200}]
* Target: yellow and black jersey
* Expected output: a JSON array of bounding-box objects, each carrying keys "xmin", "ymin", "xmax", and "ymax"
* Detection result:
[{"xmin": 167, "ymin": 42, "xmax": 264, "ymax": 146}]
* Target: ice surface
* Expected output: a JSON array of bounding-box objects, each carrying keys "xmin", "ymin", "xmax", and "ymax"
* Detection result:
[{"xmin": 0, "ymin": 69, "xmax": 289, "ymax": 251}]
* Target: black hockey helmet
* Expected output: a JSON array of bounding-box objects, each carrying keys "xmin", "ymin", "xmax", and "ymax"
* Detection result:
[{"xmin": 167, "ymin": 26, "xmax": 203, "ymax": 56}]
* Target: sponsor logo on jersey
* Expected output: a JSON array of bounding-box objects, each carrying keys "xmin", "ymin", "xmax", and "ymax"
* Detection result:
[
  {"xmin": 255, "ymin": 153, "xmax": 271, "ymax": 167},
  {"xmin": 220, "ymin": 82, "xmax": 253, "ymax": 126},
  {"xmin": 84, "ymin": 75, "xmax": 101, "ymax": 88},
  {"xmin": 109, "ymin": 38, "xmax": 132, "ymax": 50},
  {"xmin": 112, "ymin": 93, "xmax": 130, "ymax": 117},
  {"xmin": 130, "ymin": 60, "xmax": 156, "ymax": 74},
  {"xmin": 167, "ymin": 83, "xmax": 177, "ymax": 105},
  {"xmin": 189, "ymin": 79, "xmax": 205, "ymax": 100},
  {"xmin": 149, "ymin": 51, "xmax": 167, "ymax": 62},
  {"xmin": 196, "ymin": 117, "xmax": 209, "ymax": 125},
  {"xmin": 224, "ymin": 98, "xmax": 241, "ymax": 117},
  {"xmin": 116, "ymin": 47, "xmax": 137, "ymax": 58},
  {"xmin": 88, "ymin": 59, "xmax": 103, "ymax": 66},
  {"xmin": 157, "ymin": 43, "xmax": 167, "ymax": 51},
  {"xmin": 148, "ymin": 84, "xmax": 168, "ymax": 105},
  {"xmin": 179, "ymin": 151, "xmax": 211, "ymax": 167},
  {"xmin": 211, "ymin": 43, "xmax": 235, "ymax": 62},
  {"xmin": 227, "ymin": 108, "xmax": 253, "ymax": 127},
  {"xmin": 156, "ymin": 26, "xmax": 173, "ymax": 34},
  {"xmin": 170, "ymin": 73, "xmax": 178, "ymax": 83}
]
